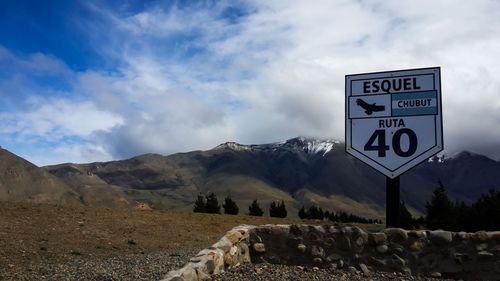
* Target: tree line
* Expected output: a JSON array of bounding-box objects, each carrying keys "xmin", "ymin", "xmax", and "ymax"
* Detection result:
[
  {"xmin": 421, "ymin": 182, "xmax": 500, "ymax": 232},
  {"xmin": 194, "ymin": 182, "xmax": 500, "ymax": 231},
  {"xmin": 298, "ymin": 205, "xmax": 382, "ymax": 224},
  {"xmin": 390, "ymin": 181, "xmax": 500, "ymax": 231},
  {"xmin": 193, "ymin": 193, "xmax": 378, "ymax": 223},
  {"xmin": 193, "ymin": 193, "xmax": 287, "ymax": 217}
]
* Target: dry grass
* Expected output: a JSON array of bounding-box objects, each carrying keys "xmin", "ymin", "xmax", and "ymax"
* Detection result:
[
  {"xmin": 0, "ymin": 202, "xmax": 319, "ymax": 274},
  {"xmin": 0, "ymin": 201, "xmax": 382, "ymax": 279}
]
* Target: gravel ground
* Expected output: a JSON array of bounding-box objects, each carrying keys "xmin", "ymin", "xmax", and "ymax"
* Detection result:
[
  {"xmin": 209, "ymin": 263, "xmax": 456, "ymax": 281},
  {"xmin": 0, "ymin": 250, "xmax": 197, "ymax": 281},
  {"xmin": 1, "ymin": 252, "xmax": 459, "ymax": 281},
  {"xmin": 1, "ymin": 253, "xmax": 457, "ymax": 281}
]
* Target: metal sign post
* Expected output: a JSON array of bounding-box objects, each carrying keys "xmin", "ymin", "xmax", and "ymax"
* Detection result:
[
  {"xmin": 345, "ymin": 67, "xmax": 443, "ymax": 228},
  {"xmin": 386, "ymin": 176, "xmax": 400, "ymax": 227}
]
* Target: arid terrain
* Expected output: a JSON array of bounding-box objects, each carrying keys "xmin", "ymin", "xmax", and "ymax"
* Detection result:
[{"xmin": 0, "ymin": 201, "xmax": 330, "ymax": 280}]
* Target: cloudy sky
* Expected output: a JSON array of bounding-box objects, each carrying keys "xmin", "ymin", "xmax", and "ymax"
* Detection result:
[{"xmin": 1, "ymin": 0, "xmax": 500, "ymax": 165}]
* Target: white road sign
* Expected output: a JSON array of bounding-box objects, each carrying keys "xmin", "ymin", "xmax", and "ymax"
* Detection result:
[{"xmin": 345, "ymin": 67, "xmax": 443, "ymax": 178}]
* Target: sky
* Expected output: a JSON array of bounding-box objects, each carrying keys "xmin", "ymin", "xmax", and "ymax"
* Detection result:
[{"xmin": 1, "ymin": 0, "xmax": 500, "ymax": 166}]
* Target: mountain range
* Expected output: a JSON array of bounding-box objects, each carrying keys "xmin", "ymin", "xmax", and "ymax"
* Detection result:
[{"xmin": 1, "ymin": 137, "xmax": 500, "ymax": 219}]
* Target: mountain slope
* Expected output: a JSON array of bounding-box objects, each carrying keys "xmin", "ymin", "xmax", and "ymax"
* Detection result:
[
  {"xmin": 413, "ymin": 152, "xmax": 500, "ymax": 202},
  {"xmin": 5, "ymin": 137, "xmax": 499, "ymax": 219},
  {"xmin": 0, "ymin": 148, "xmax": 81, "ymax": 205},
  {"xmin": 45, "ymin": 137, "xmax": 387, "ymax": 217}
]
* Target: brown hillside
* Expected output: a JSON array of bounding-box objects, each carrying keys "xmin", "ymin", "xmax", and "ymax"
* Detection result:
[{"xmin": 0, "ymin": 148, "xmax": 80, "ymax": 205}]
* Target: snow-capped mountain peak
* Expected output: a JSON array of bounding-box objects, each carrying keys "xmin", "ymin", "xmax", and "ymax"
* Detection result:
[
  {"xmin": 283, "ymin": 137, "xmax": 340, "ymax": 156},
  {"xmin": 213, "ymin": 137, "xmax": 341, "ymax": 156}
]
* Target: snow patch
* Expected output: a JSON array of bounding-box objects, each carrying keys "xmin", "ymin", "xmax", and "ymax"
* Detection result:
[
  {"xmin": 214, "ymin": 142, "xmax": 251, "ymax": 151},
  {"xmin": 285, "ymin": 137, "xmax": 339, "ymax": 156}
]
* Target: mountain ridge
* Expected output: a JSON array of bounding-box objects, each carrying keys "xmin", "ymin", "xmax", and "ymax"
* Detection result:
[{"xmin": 2, "ymin": 137, "xmax": 499, "ymax": 219}]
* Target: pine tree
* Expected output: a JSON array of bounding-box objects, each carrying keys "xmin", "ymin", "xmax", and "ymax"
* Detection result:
[
  {"xmin": 454, "ymin": 201, "xmax": 472, "ymax": 231},
  {"xmin": 324, "ymin": 210, "xmax": 331, "ymax": 220},
  {"xmin": 308, "ymin": 205, "xmax": 324, "ymax": 220},
  {"xmin": 205, "ymin": 193, "xmax": 221, "ymax": 214},
  {"xmin": 308, "ymin": 205, "xmax": 318, "ymax": 219},
  {"xmin": 269, "ymin": 201, "xmax": 278, "ymax": 217},
  {"xmin": 193, "ymin": 194, "xmax": 206, "ymax": 213},
  {"xmin": 471, "ymin": 189, "xmax": 500, "ymax": 231},
  {"xmin": 426, "ymin": 181, "xmax": 454, "ymax": 230},
  {"xmin": 298, "ymin": 205, "xmax": 308, "ymax": 219},
  {"xmin": 248, "ymin": 199, "xmax": 264, "ymax": 216},
  {"xmin": 338, "ymin": 211, "xmax": 348, "ymax": 223},
  {"xmin": 278, "ymin": 200, "xmax": 287, "ymax": 218},
  {"xmin": 223, "ymin": 196, "xmax": 239, "ymax": 215},
  {"xmin": 399, "ymin": 201, "xmax": 415, "ymax": 230}
]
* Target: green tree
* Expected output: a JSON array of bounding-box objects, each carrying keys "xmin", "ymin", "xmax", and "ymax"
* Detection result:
[
  {"xmin": 269, "ymin": 201, "xmax": 278, "ymax": 217},
  {"xmin": 338, "ymin": 211, "xmax": 348, "ymax": 222},
  {"xmin": 471, "ymin": 189, "xmax": 500, "ymax": 231},
  {"xmin": 324, "ymin": 210, "xmax": 331, "ymax": 220},
  {"xmin": 425, "ymin": 181, "xmax": 454, "ymax": 230},
  {"xmin": 399, "ymin": 201, "xmax": 415, "ymax": 230},
  {"xmin": 193, "ymin": 194, "xmax": 206, "ymax": 213},
  {"xmin": 222, "ymin": 196, "xmax": 239, "ymax": 215},
  {"xmin": 308, "ymin": 205, "xmax": 324, "ymax": 220},
  {"xmin": 298, "ymin": 205, "xmax": 308, "ymax": 219},
  {"xmin": 415, "ymin": 216, "xmax": 425, "ymax": 227},
  {"xmin": 205, "ymin": 193, "xmax": 221, "ymax": 214},
  {"xmin": 278, "ymin": 200, "xmax": 287, "ymax": 218},
  {"xmin": 269, "ymin": 201, "xmax": 287, "ymax": 218},
  {"xmin": 248, "ymin": 199, "xmax": 264, "ymax": 216}
]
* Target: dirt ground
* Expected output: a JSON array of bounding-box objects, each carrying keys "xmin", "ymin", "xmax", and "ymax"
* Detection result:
[{"xmin": 0, "ymin": 201, "xmax": 334, "ymax": 277}]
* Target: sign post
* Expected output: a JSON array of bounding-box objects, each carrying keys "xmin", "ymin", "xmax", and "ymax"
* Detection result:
[
  {"xmin": 386, "ymin": 176, "xmax": 400, "ymax": 227},
  {"xmin": 345, "ymin": 67, "xmax": 443, "ymax": 227}
]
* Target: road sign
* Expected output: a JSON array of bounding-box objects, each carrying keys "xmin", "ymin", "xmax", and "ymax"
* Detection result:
[{"xmin": 345, "ymin": 67, "xmax": 443, "ymax": 178}]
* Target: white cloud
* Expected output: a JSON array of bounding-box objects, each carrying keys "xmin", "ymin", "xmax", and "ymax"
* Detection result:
[
  {"xmin": 26, "ymin": 142, "xmax": 114, "ymax": 166},
  {"xmin": 68, "ymin": 0, "xmax": 500, "ymax": 160},
  {"xmin": 3, "ymin": 0, "xmax": 500, "ymax": 164},
  {"xmin": 0, "ymin": 46, "xmax": 72, "ymax": 77},
  {"xmin": 0, "ymin": 99, "xmax": 123, "ymax": 139}
]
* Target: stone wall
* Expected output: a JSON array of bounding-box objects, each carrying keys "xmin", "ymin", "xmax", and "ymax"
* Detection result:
[{"xmin": 162, "ymin": 224, "xmax": 500, "ymax": 280}]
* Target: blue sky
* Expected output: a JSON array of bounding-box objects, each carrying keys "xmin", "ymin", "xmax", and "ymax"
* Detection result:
[{"xmin": 1, "ymin": 0, "xmax": 500, "ymax": 165}]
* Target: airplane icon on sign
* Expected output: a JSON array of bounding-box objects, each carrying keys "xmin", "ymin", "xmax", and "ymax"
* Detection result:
[{"xmin": 356, "ymin": 98, "xmax": 385, "ymax": 115}]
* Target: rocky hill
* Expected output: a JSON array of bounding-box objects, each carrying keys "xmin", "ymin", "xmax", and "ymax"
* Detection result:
[{"xmin": 0, "ymin": 148, "xmax": 80, "ymax": 205}]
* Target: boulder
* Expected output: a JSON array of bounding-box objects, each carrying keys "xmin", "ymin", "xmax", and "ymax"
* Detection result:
[
  {"xmin": 359, "ymin": 263, "xmax": 370, "ymax": 276},
  {"xmin": 376, "ymin": 244, "xmax": 389, "ymax": 254},
  {"xmin": 326, "ymin": 253, "xmax": 342, "ymax": 262},
  {"xmin": 407, "ymin": 239, "xmax": 425, "ymax": 252},
  {"xmin": 369, "ymin": 232, "xmax": 387, "ymax": 245},
  {"xmin": 225, "ymin": 231, "xmax": 243, "ymax": 244},
  {"xmin": 382, "ymin": 228, "xmax": 408, "ymax": 244},
  {"xmin": 429, "ymin": 230, "xmax": 453, "ymax": 244},
  {"xmin": 253, "ymin": 243, "xmax": 266, "ymax": 253},
  {"xmin": 297, "ymin": 243, "xmax": 307, "ymax": 253},
  {"xmin": 311, "ymin": 245, "xmax": 325, "ymax": 257}
]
